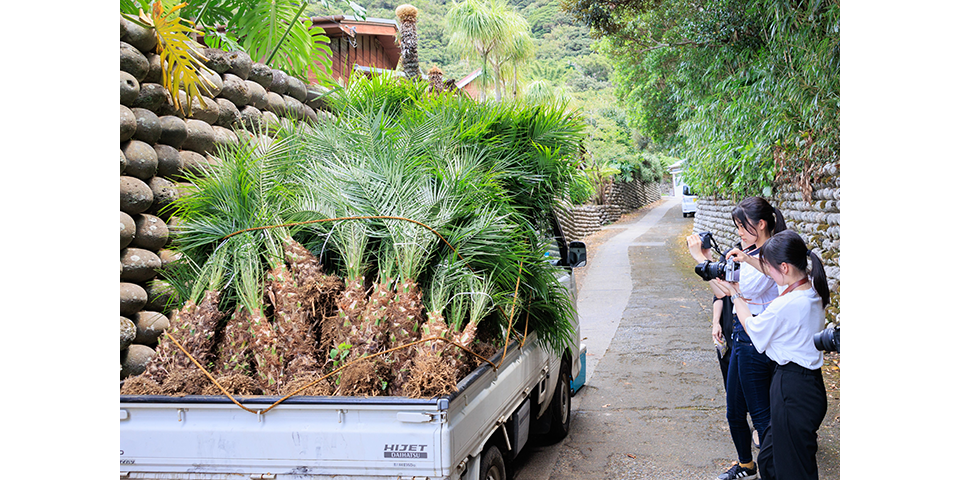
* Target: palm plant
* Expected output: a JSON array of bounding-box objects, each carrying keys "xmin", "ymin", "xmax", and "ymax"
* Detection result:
[
  {"xmin": 158, "ymin": 133, "xmax": 302, "ymax": 393},
  {"xmin": 446, "ymin": 0, "xmax": 516, "ymax": 101},
  {"xmin": 131, "ymin": 74, "xmax": 587, "ymax": 398},
  {"xmin": 396, "ymin": 4, "xmax": 421, "ymax": 80},
  {"xmin": 488, "ymin": 15, "xmax": 534, "ymax": 100}
]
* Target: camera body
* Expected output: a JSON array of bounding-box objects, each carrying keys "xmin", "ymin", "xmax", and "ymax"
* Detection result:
[
  {"xmin": 695, "ymin": 257, "xmax": 740, "ymax": 282},
  {"xmin": 693, "ymin": 231, "xmax": 740, "ymax": 282},
  {"xmin": 813, "ymin": 325, "xmax": 839, "ymax": 353},
  {"xmin": 698, "ymin": 231, "xmax": 714, "ymax": 251}
]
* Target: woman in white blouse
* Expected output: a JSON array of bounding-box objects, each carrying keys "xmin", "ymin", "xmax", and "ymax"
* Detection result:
[{"xmin": 715, "ymin": 230, "xmax": 831, "ymax": 480}]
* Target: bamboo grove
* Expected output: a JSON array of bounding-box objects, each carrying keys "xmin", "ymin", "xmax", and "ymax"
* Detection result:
[
  {"xmin": 121, "ymin": 75, "xmax": 587, "ymax": 398},
  {"xmin": 563, "ymin": 0, "xmax": 840, "ymax": 200}
]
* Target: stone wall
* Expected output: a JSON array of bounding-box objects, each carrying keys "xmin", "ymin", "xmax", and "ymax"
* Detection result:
[
  {"xmin": 119, "ymin": 19, "xmax": 329, "ymax": 378},
  {"xmin": 557, "ymin": 179, "xmax": 662, "ymax": 241},
  {"xmin": 691, "ymin": 162, "xmax": 840, "ymax": 322}
]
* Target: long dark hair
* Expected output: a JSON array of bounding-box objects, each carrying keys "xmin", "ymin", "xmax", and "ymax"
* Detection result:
[
  {"xmin": 758, "ymin": 230, "xmax": 830, "ymax": 308},
  {"xmin": 731, "ymin": 197, "xmax": 787, "ymax": 239}
]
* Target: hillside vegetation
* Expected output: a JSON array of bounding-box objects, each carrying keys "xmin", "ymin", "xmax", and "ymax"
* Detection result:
[{"xmin": 307, "ymin": 0, "xmax": 668, "ymax": 204}]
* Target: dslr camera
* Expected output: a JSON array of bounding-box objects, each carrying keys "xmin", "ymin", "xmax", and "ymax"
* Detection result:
[
  {"xmin": 813, "ymin": 324, "xmax": 839, "ymax": 353},
  {"xmin": 695, "ymin": 257, "xmax": 741, "ymax": 282},
  {"xmin": 693, "ymin": 232, "xmax": 740, "ymax": 282}
]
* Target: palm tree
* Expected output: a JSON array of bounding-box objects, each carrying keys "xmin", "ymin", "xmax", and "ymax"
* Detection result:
[
  {"xmin": 446, "ymin": 0, "xmax": 523, "ymax": 101},
  {"xmin": 489, "ymin": 14, "xmax": 534, "ymax": 100},
  {"xmin": 396, "ymin": 4, "xmax": 421, "ymax": 80}
]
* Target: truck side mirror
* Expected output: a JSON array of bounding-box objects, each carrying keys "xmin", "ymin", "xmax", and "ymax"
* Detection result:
[{"xmin": 567, "ymin": 241, "xmax": 587, "ymax": 268}]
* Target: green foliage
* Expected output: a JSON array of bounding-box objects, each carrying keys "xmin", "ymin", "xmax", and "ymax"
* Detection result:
[
  {"xmin": 232, "ymin": 0, "xmax": 334, "ymax": 83},
  {"xmin": 567, "ymin": 0, "xmax": 840, "ymax": 199},
  {"xmin": 163, "ymin": 132, "xmax": 299, "ymax": 312},
  {"xmin": 314, "ymin": 76, "xmax": 587, "ymax": 353},
  {"xmin": 613, "ymin": 151, "xmax": 666, "ymax": 184},
  {"xmin": 121, "ymin": 0, "xmax": 366, "ymax": 83},
  {"xmin": 165, "ymin": 74, "xmax": 587, "ymax": 356},
  {"xmin": 567, "ymin": 171, "xmax": 594, "ymax": 205},
  {"xmin": 329, "ymin": 342, "xmax": 353, "ymax": 368}
]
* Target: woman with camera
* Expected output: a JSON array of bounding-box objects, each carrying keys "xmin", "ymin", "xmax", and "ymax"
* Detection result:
[
  {"xmin": 712, "ymin": 229, "xmax": 830, "ymax": 480},
  {"xmin": 687, "ymin": 196, "xmax": 786, "ymax": 480}
]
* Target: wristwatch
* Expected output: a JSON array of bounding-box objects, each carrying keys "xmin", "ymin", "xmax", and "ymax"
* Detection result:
[{"xmin": 731, "ymin": 292, "xmax": 743, "ymax": 301}]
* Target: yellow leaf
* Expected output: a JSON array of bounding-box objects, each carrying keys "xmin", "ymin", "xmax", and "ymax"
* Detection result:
[{"xmin": 148, "ymin": 1, "xmax": 215, "ymax": 116}]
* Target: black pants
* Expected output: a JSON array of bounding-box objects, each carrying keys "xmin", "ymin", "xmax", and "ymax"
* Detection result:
[
  {"xmin": 757, "ymin": 362, "xmax": 827, "ymax": 480},
  {"xmin": 717, "ymin": 344, "xmax": 731, "ymax": 388}
]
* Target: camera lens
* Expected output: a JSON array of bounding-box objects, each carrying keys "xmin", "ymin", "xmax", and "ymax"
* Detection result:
[{"xmin": 813, "ymin": 326, "xmax": 839, "ymax": 352}]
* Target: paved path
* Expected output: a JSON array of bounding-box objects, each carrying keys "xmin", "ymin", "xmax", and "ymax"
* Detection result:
[{"xmin": 513, "ymin": 198, "xmax": 840, "ymax": 480}]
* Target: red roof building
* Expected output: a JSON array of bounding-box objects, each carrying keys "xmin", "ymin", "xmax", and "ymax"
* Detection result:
[{"xmin": 309, "ymin": 15, "xmax": 401, "ymax": 85}]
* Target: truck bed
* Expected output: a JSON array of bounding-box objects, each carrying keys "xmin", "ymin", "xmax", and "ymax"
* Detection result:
[{"xmin": 120, "ymin": 332, "xmax": 557, "ymax": 480}]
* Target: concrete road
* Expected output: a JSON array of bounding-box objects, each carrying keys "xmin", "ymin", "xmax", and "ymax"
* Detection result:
[{"xmin": 512, "ymin": 197, "xmax": 840, "ymax": 480}]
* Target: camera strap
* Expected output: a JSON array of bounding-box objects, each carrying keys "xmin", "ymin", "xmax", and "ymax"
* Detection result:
[
  {"xmin": 745, "ymin": 277, "xmax": 809, "ymax": 306},
  {"xmin": 780, "ymin": 277, "xmax": 809, "ymax": 296}
]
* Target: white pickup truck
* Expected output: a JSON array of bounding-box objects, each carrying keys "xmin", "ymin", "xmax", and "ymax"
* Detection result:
[{"xmin": 120, "ymin": 239, "xmax": 588, "ymax": 480}]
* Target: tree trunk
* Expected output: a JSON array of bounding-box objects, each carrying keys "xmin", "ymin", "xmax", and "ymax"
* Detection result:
[{"xmin": 396, "ymin": 5, "xmax": 420, "ymax": 80}]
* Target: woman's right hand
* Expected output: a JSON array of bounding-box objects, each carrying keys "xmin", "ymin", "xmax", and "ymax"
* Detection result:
[
  {"xmin": 713, "ymin": 279, "xmax": 739, "ymax": 297},
  {"xmin": 725, "ymin": 248, "xmax": 747, "ymax": 262}
]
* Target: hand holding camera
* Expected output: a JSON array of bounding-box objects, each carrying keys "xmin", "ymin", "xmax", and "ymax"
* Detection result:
[{"xmin": 686, "ymin": 233, "xmax": 713, "ymax": 263}]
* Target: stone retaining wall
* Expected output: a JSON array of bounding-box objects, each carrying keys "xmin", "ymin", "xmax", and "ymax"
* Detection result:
[
  {"xmin": 119, "ymin": 20, "xmax": 329, "ymax": 377},
  {"xmin": 691, "ymin": 162, "xmax": 840, "ymax": 322},
  {"xmin": 557, "ymin": 179, "xmax": 662, "ymax": 241}
]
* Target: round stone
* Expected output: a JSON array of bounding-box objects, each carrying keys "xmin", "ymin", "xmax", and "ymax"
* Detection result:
[
  {"xmin": 120, "ymin": 282, "xmax": 148, "ymax": 316},
  {"xmin": 120, "ymin": 176, "xmax": 154, "ymax": 215},
  {"xmin": 121, "ymin": 139, "xmax": 158, "ymax": 180},
  {"xmin": 120, "ymin": 70, "xmax": 140, "ymax": 106},
  {"xmin": 132, "ymin": 311, "xmax": 170, "ymax": 345},
  {"xmin": 131, "ymin": 107, "xmax": 161, "ymax": 144},
  {"xmin": 215, "ymin": 97, "xmax": 241, "ymax": 128},
  {"xmin": 132, "ymin": 213, "xmax": 169, "ymax": 251},
  {"xmin": 225, "ymin": 50, "xmax": 253, "ymax": 79},
  {"xmin": 158, "ymin": 115, "xmax": 188, "ymax": 149},
  {"xmin": 121, "ymin": 344, "xmax": 156, "ymax": 379},
  {"xmin": 153, "ymin": 144, "xmax": 182, "ymax": 179},
  {"xmin": 120, "ymin": 211, "xmax": 136, "ymax": 248},
  {"xmin": 121, "ymin": 316, "xmax": 137, "ymax": 350},
  {"xmin": 181, "ymin": 119, "xmax": 215, "ymax": 155},
  {"xmin": 120, "ymin": 41, "xmax": 149, "ymax": 81},
  {"xmin": 121, "ymin": 247, "xmax": 162, "ymax": 283},
  {"xmin": 120, "ymin": 105, "xmax": 137, "ymax": 142},
  {"xmin": 249, "ymin": 62, "xmax": 274, "ymax": 90}
]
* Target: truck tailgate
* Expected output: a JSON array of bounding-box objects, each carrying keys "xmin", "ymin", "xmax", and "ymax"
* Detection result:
[{"xmin": 120, "ymin": 397, "xmax": 445, "ymax": 478}]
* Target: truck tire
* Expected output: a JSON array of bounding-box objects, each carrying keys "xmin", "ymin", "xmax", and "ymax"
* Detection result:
[
  {"xmin": 480, "ymin": 445, "xmax": 506, "ymax": 480},
  {"xmin": 544, "ymin": 359, "xmax": 572, "ymax": 443}
]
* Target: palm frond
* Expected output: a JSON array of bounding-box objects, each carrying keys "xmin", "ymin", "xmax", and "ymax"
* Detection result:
[
  {"xmin": 165, "ymin": 130, "xmax": 299, "ymax": 312},
  {"xmin": 128, "ymin": 2, "xmax": 217, "ymax": 117}
]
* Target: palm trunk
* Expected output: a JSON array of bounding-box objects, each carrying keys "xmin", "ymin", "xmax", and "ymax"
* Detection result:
[{"xmin": 396, "ymin": 5, "xmax": 420, "ymax": 80}]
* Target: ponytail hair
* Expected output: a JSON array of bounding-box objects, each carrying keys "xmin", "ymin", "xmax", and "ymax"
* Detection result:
[
  {"xmin": 731, "ymin": 196, "xmax": 787, "ymax": 239},
  {"xmin": 758, "ymin": 230, "xmax": 831, "ymax": 308}
]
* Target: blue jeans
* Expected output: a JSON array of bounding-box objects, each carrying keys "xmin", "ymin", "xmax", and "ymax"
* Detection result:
[{"xmin": 726, "ymin": 317, "xmax": 776, "ymax": 464}]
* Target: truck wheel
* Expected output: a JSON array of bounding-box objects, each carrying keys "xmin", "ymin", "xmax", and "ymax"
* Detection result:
[
  {"xmin": 480, "ymin": 445, "xmax": 506, "ymax": 480},
  {"xmin": 544, "ymin": 359, "xmax": 572, "ymax": 443}
]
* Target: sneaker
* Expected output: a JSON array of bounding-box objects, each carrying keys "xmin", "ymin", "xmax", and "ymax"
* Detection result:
[{"xmin": 716, "ymin": 462, "xmax": 758, "ymax": 480}]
